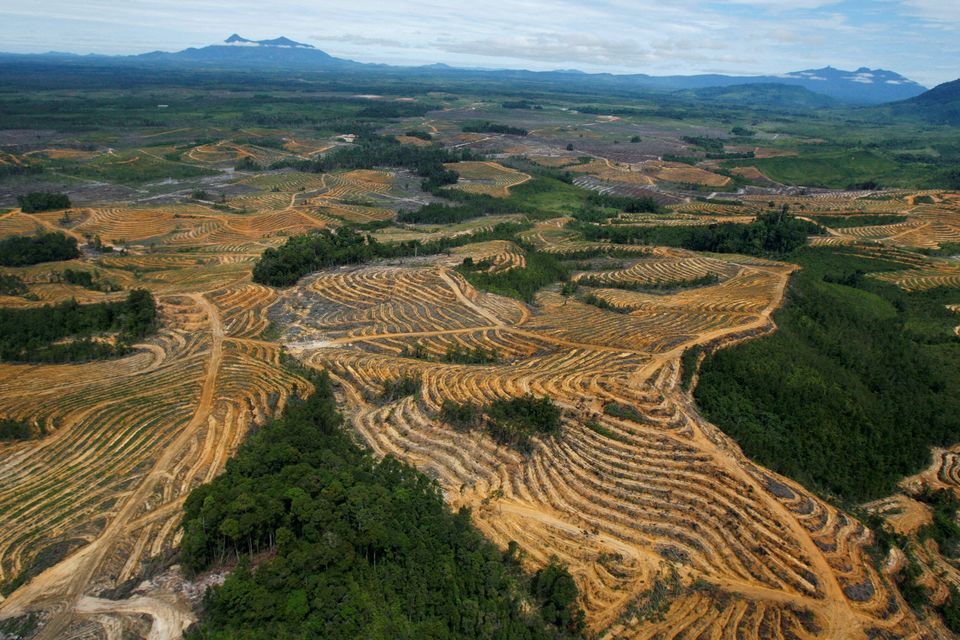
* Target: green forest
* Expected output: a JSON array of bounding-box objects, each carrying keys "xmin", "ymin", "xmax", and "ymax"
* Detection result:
[
  {"xmin": 694, "ymin": 248, "xmax": 960, "ymax": 501},
  {"xmin": 182, "ymin": 368, "xmax": 583, "ymax": 640},
  {"xmin": 16, "ymin": 192, "xmax": 71, "ymax": 213},
  {"xmin": 0, "ymin": 232, "xmax": 80, "ymax": 266},
  {"xmin": 440, "ymin": 395, "xmax": 562, "ymax": 452},
  {"xmin": 274, "ymin": 132, "xmax": 474, "ymax": 191},
  {"xmin": 573, "ymin": 210, "xmax": 823, "ymax": 256},
  {"xmin": 0, "ymin": 289, "xmax": 157, "ymax": 362},
  {"xmin": 253, "ymin": 223, "xmax": 532, "ymax": 287},
  {"xmin": 0, "ymin": 418, "xmax": 32, "ymax": 442},
  {"xmin": 458, "ymin": 251, "xmax": 569, "ymax": 302}
]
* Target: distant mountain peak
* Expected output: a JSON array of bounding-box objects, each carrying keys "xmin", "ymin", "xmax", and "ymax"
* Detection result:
[{"xmin": 222, "ymin": 34, "xmax": 314, "ymax": 49}]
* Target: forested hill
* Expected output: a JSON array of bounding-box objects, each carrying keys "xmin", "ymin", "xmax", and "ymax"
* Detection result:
[
  {"xmin": 694, "ymin": 247, "xmax": 960, "ymax": 502},
  {"xmin": 892, "ymin": 78, "xmax": 960, "ymax": 125},
  {"xmin": 180, "ymin": 366, "xmax": 585, "ymax": 639}
]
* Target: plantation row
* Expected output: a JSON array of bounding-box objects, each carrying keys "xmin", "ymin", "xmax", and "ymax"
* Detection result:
[
  {"xmin": 0, "ymin": 287, "xmax": 310, "ymax": 631},
  {"xmin": 274, "ymin": 245, "xmax": 919, "ymax": 638}
]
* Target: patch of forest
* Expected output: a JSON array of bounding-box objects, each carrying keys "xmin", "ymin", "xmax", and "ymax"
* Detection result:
[
  {"xmin": 575, "ymin": 273, "xmax": 719, "ymax": 292},
  {"xmin": 399, "ymin": 174, "xmax": 619, "ymax": 224},
  {"xmin": 16, "ymin": 192, "xmax": 71, "ymax": 213},
  {"xmin": 457, "ymin": 250, "xmax": 569, "ymax": 302},
  {"xmin": 252, "ymin": 223, "xmax": 531, "ymax": 287},
  {"xmin": 813, "ymin": 214, "xmax": 908, "ymax": 228},
  {"xmin": 570, "ymin": 209, "xmax": 824, "ymax": 257},
  {"xmin": 0, "ymin": 418, "xmax": 32, "ymax": 442},
  {"xmin": 0, "ymin": 274, "xmax": 28, "ymax": 296},
  {"xmin": 0, "ymin": 232, "xmax": 80, "ymax": 267},
  {"xmin": 0, "ymin": 289, "xmax": 157, "ymax": 362},
  {"xmin": 463, "ymin": 121, "xmax": 529, "ymax": 136},
  {"xmin": 181, "ymin": 368, "xmax": 583, "ymax": 640},
  {"xmin": 694, "ymin": 247, "xmax": 960, "ymax": 501},
  {"xmin": 440, "ymin": 395, "xmax": 563, "ymax": 452},
  {"xmin": 272, "ymin": 132, "xmax": 474, "ymax": 190}
]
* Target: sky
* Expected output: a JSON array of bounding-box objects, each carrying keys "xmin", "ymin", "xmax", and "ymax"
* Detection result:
[{"xmin": 0, "ymin": 0, "xmax": 957, "ymax": 87}]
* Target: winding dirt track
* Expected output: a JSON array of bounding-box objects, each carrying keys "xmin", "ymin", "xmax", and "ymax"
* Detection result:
[{"xmin": 1, "ymin": 294, "xmax": 222, "ymax": 639}]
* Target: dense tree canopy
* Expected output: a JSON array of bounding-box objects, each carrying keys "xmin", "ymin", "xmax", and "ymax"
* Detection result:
[
  {"xmin": 440, "ymin": 395, "xmax": 562, "ymax": 452},
  {"xmin": 458, "ymin": 250, "xmax": 569, "ymax": 302},
  {"xmin": 0, "ymin": 232, "xmax": 80, "ymax": 267},
  {"xmin": 694, "ymin": 248, "xmax": 960, "ymax": 501},
  {"xmin": 16, "ymin": 192, "xmax": 71, "ymax": 213},
  {"xmin": 0, "ymin": 289, "xmax": 157, "ymax": 362},
  {"xmin": 572, "ymin": 211, "xmax": 823, "ymax": 257},
  {"xmin": 182, "ymin": 369, "xmax": 583, "ymax": 640},
  {"xmin": 0, "ymin": 418, "xmax": 32, "ymax": 441},
  {"xmin": 0, "ymin": 274, "xmax": 28, "ymax": 296},
  {"xmin": 584, "ymin": 192, "xmax": 662, "ymax": 214},
  {"xmin": 463, "ymin": 122, "xmax": 528, "ymax": 136}
]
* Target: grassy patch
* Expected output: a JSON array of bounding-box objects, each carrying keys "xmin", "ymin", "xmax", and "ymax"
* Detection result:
[
  {"xmin": 603, "ymin": 402, "xmax": 645, "ymax": 422},
  {"xmin": 726, "ymin": 150, "xmax": 904, "ymax": 189}
]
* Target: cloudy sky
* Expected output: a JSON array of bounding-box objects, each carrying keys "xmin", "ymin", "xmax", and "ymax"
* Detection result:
[{"xmin": 1, "ymin": 0, "xmax": 957, "ymax": 86}]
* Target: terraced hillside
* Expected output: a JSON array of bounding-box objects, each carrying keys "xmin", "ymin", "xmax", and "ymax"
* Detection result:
[
  {"xmin": 270, "ymin": 236, "xmax": 929, "ymax": 639},
  {"xmin": 1, "ymin": 83, "xmax": 959, "ymax": 640}
]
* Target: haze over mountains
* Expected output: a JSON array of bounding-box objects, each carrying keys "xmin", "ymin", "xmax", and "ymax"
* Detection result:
[{"xmin": 0, "ymin": 34, "xmax": 936, "ymax": 106}]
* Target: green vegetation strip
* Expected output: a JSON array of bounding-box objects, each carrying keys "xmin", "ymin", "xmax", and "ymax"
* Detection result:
[
  {"xmin": 813, "ymin": 214, "xmax": 908, "ymax": 228},
  {"xmin": 571, "ymin": 210, "xmax": 823, "ymax": 257},
  {"xmin": 0, "ymin": 418, "xmax": 33, "ymax": 442},
  {"xmin": 252, "ymin": 222, "xmax": 531, "ymax": 287},
  {"xmin": 576, "ymin": 273, "xmax": 719, "ymax": 292},
  {"xmin": 458, "ymin": 250, "xmax": 569, "ymax": 303},
  {"xmin": 16, "ymin": 192, "xmax": 70, "ymax": 213},
  {"xmin": 440, "ymin": 395, "xmax": 562, "ymax": 452}
]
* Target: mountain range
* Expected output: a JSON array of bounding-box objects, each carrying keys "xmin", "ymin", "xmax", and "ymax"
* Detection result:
[
  {"xmin": 132, "ymin": 36, "xmax": 927, "ymax": 104},
  {"xmin": 887, "ymin": 78, "xmax": 960, "ymax": 125},
  {"xmin": 0, "ymin": 34, "xmax": 948, "ymax": 107}
]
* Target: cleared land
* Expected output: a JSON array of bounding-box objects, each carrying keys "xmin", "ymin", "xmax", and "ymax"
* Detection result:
[{"xmin": 0, "ymin": 85, "xmax": 958, "ymax": 640}]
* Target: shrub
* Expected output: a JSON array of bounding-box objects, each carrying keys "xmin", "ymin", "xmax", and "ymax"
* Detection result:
[
  {"xmin": 0, "ymin": 274, "xmax": 27, "ymax": 296},
  {"xmin": 0, "ymin": 419, "xmax": 32, "ymax": 441},
  {"xmin": 380, "ymin": 375, "xmax": 420, "ymax": 402}
]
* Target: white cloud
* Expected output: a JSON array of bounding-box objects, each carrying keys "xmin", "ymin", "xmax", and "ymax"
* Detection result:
[
  {"xmin": 898, "ymin": 0, "xmax": 960, "ymax": 23},
  {"xmin": 721, "ymin": 0, "xmax": 840, "ymax": 8},
  {"xmin": 0, "ymin": 0, "xmax": 956, "ymax": 84}
]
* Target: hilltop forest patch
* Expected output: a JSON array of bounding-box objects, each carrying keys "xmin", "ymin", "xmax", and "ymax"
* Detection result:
[{"xmin": 0, "ymin": 289, "xmax": 157, "ymax": 363}]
